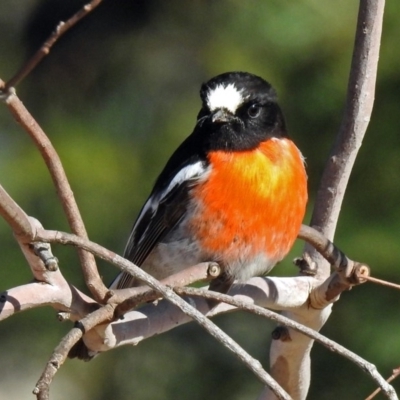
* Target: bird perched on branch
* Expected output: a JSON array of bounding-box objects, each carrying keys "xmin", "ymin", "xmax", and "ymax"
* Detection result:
[
  {"xmin": 111, "ymin": 71, "xmax": 308, "ymax": 293},
  {"xmin": 69, "ymin": 71, "xmax": 307, "ymax": 360}
]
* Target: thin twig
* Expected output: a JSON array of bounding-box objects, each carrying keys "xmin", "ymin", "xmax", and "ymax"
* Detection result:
[
  {"xmin": 3, "ymin": 0, "xmax": 103, "ymax": 90},
  {"xmin": 0, "ymin": 186, "xmax": 388, "ymax": 397},
  {"xmin": 298, "ymin": 224, "xmax": 370, "ymax": 282},
  {"xmin": 275, "ymin": 1, "xmax": 385, "ymax": 395},
  {"xmin": 34, "ymin": 304, "xmax": 116, "ymax": 400},
  {"xmin": 32, "ymin": 229, "xmax": 290, "ymax": 400},
  {"xmin": 0, "ymin": 0, "xmax": 104, "ymax": 298},
  {"xmin": 176, "ymin": 287, "xmax": 398, "ymax": 400},
  {"xmin": 361, "ymin": 275, "xmax": 400, "ymax": 291},
  {"xmin": 0, "ymin": 1, "xmax": 105, "ymax": 301},
  {"xmin": 366, "ymin": 367, "xmax": 400, "ymax": 400},
  {"xmin": 309, "ymin": 0, "xmax": 384, "ymax": 244},
  {"xmin": 1, "ymin": 84, "xmax": 108, "ymax": 303},
  {"xmin": 35, "ymin": 227, "xmax": 372, "ymax": 303},
  {"xmin": 112, "ymin": 262, "xmax": 217, "ymax": 318}
]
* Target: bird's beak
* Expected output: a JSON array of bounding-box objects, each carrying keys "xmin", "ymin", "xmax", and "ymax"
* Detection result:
[{"xmin": 211, "ymin": 109, "xmax": 233, "ymax": 123}]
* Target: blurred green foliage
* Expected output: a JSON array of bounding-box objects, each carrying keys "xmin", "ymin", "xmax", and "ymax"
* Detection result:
[{"xmin": 0, "ymin": 1, "xmax": 400, "ymax": 399}]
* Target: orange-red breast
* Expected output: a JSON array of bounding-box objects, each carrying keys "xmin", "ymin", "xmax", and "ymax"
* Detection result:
[{"xmin": 111, "ymin": 71, "xmax": 308, "ymax": 293}]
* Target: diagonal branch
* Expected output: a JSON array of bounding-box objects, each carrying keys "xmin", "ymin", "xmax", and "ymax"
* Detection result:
[
  {"xmin": 34, "ymin": 304, "xmax": 116, "ymax": 400},
  {"xmin": 0, "ymin": 184, "xmax": 34, "ymax": 241},
  {"xmin": 0, "ymin": 82, "xmax": 108, "ymax": 303},
  {"xmin": 0, "ymin": 190, "xmax": 384, "ymax": 398},
  {"xmin": 265, "ymin": 1, "xmax": 386, "ymax": 399},
  {"xmin": 366, "ymin": 368, "xmax": 400, "ymax": 400},
  {"xmin": 0, "ymin": 0, "xmax": 106, "ymax": 302},
  {"xmin": 176, "ymin": 287, "xmax": 398, "ymax": 400},
  {"xmin": 32, "ymin": 234, "xmax": 291, "ymax": 400},
  {"xmin": 298, "ymin": 224, "xmax": 370, "ymax": 283},
  {"xmin": 3, "ymin": 0, "xmax": 103, "ymax": 91},
  {"xmin": 307, "ymin": 0, "xmax": 385, "ymax": 274}
]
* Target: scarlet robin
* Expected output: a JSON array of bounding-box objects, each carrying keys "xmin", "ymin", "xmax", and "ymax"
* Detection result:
[
  {"xmin": 111, "ymin": 71, "xmax": 308, "ymax": 293},
  {"xmin": 69, "ymin": 71, "xmax": 308, "ymax": 360}
]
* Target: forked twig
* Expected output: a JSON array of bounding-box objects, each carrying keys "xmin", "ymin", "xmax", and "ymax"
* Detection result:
[
  {"xmin": 3, "ymin": 0, "xmax": 103, "ymax": 91},
  {"xmin": 2, "ymin": 86, "xmax": 108, "ymax": 303},
  {"xmin": 366, "ymin": 367, "xmax": 400, "ymax": 400},
  {"xmin": 298, "ymin": 224, "xmax": 370, "ymax": 283},
  {"xmin": 305, "ymin": 0, "xmax": 385, "ymax": 273},
  {"xmin": 175, "ymin": 287, "xmax": 398, "ymax": 400},
  {"xmin": 29, "ymin": 226, "xmax": 395, "ymax": 399},
  {"xmin": 0, "ymin": 1, "xmax": 393, "ymax": 399},
  {"xmin": 33, "ymin": 231, "xmax": 291, "ymax": 400},
  {"xmin": 0, "ymin": 0, "xmax": 107, "ymax": 302},
  {"xmin": 34, "ymin": 304, "xmax": 116, "ymax": 400},
  {"xmin": 267, "ymin": 1, "xmax": 386, "ymax": 395}
]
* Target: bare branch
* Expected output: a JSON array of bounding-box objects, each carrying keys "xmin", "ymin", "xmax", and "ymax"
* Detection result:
[
  {"xmin": 3, "ymin": 0, "xmax": 103, "ymax": 90},
  {"xmin": 176, "ymin": 287, "xmax": 397, "ymax": 399},
  {"xmin": 0, "ymin": 280, "xmax": 97, "ymax": 322},
  {"xmin": 34, "ymin": 304, "xmax": 116, "ymax": 400},
  {"xmin": 266, "ymin": 1, "xmax": 386, "ymax": 398},
  {"xmin": 112, "ymin": 262, "xmax": 218, "ymax": 318},
  {"xmin": 0, "ymin": 0, "xmax": 105, "ymax": 307},
  {"xmin": 0, "ymin": 82, "xmax": 108, "ymax": 303},
  {"xmin": 298, "ymin": 224, "xmax": 370, "ymax": 284},
  {"xmin": 0, "ymin": 2, "xmax": 390, "ymax": 398},
  {"xmin": 361, "ymin": 275, "xmax": 400, "ymax": 291},
  {"xmin": 90, "ymin": 277, "xmax": 317, "ymax": 354},
  {"xmin": 29, "ymin": 247, "xmax": 290, "ymax": 400},
  {"xmin": 0, "ymin": 215, "xmax": 387, "ymax": 398},
  {"xmin": 0, "ymin": 220, "xmax": 98, "ymax": 321},
  {"xmin": 28, "ymin": 230, "xmax": 290, "ymax": 399},
  {"xmin": 0, "ymin": 184, "xmax": 34, "ymax": 241},
  {"xmin": 307, "ymin": 0, "xmax": 385, "ymax": 272},
  {"xmin": 0, "ymin": 194, "xmax": 377, "ymax": 398},
  {"xmin": 366, "ymin": 367, "xmax": 400, "ymax": 400},
  {"xmin": 34, "ymin": 226, "xmax": 371, "ymax": 310}
]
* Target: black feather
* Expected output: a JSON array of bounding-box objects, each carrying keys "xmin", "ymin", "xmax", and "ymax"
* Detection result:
[{"xmin": 113, "ymin": 165, "xmax": 204, "ymax": 289}]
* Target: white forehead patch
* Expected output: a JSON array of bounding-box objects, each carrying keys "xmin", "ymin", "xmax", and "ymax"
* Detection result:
[{"xmin": 206, "ymin": 83, "xmax": 245, "ymax": 113}]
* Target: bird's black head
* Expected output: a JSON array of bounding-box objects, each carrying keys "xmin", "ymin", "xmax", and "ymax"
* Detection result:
[{"xmin": 196, "ymin": 72, "xmax": 287, "ymax": 152}]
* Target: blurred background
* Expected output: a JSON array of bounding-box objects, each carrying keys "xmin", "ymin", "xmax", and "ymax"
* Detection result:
[{"xmin": 0, "ymin": 0, "xmax": 399, "ymax": 399}]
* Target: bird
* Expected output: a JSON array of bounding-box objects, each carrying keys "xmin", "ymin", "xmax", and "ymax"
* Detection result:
[
  {"xmin": 69, "ymin": 71, "xmax": 307, "ymax": 360},
  {"xmin": 111, "ymin": 71, "xmax": 308, "ymax": 293}
]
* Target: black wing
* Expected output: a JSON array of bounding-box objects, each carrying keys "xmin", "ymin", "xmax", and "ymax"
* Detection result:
[{"xmin": 111, "ymin": 158, "xmax": 208, "ymax": 289}]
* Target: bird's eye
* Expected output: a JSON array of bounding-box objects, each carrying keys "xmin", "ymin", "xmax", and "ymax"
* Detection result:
[{"xmin": 247, "ymin": 103, "xmax": 262, "ymax": 118}]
